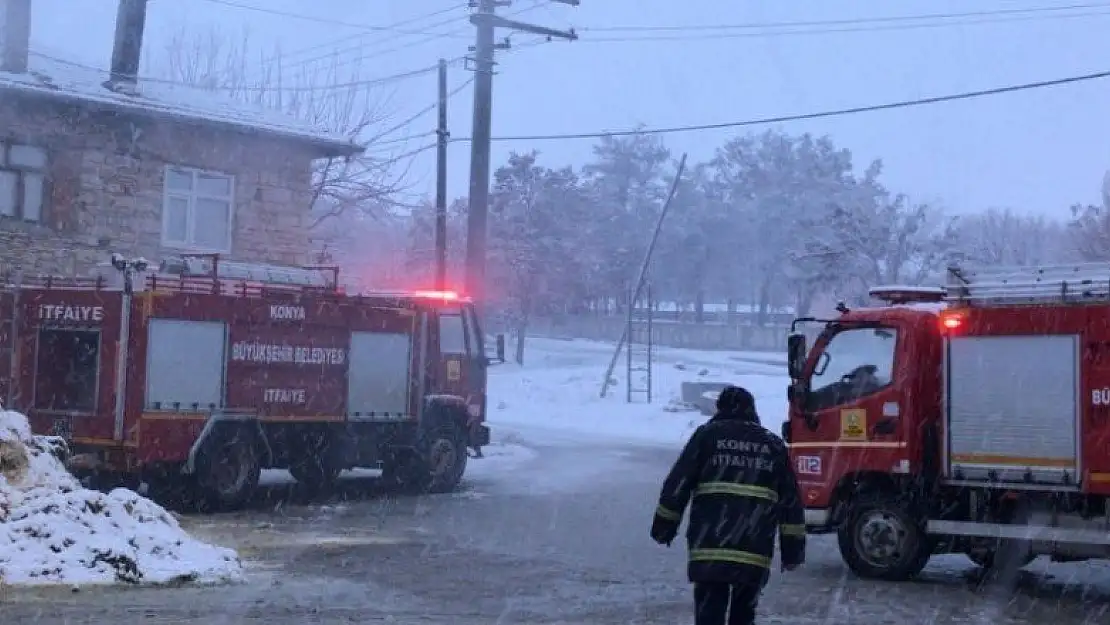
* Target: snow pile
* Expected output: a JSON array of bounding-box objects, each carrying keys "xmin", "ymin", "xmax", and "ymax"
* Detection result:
[{"xmin": 0, "ymin": 410, "xmax": 243, "ymax": 587}]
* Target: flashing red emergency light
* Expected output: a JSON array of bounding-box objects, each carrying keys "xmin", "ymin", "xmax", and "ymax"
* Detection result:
[
  {"xmin": 412, "ymin": 289, "xmax": 460, "ymax": 301},
  {"xmin": 940, "ymin": 312, "xmax": 963, "ymax": 330}
]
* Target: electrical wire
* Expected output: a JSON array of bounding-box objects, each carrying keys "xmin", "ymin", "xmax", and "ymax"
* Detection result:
[
  {"xmin": 444, "ymin": 67, "xmax": 1110, "ymax": 143},
  {"xmin": 261, "ymin": 4, "xmax": 470, "ymax": 65},
  {"xmin": 31, "ymin": 51, "xmax": 449, "ymax": 93},
  {"xmin": 582, "ymin": 2, "xmax": 1110, "ymax": 33},
  {"xmin": 368, "ymin": 77, "xmax": 476, "ymax": 147},
  {"xmin": 577, "ymin": 10, "xmax": 1110, "ymax": 43},
  {"xmin": 190, "ymin": 0, "xmax": 471, "ymax": 39},
  {"xmin": 279, "ymin": 0, "xmax": 549, "ymax": 76}
]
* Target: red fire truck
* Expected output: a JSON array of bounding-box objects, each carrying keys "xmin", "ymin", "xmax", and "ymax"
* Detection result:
[
  {"xmin": 783, "ymin": 263, "xmax": 1110, "ymax": 580},
  {"xmin": 0, "ymin": 253, "xmax": 504, "ymax": 510}
]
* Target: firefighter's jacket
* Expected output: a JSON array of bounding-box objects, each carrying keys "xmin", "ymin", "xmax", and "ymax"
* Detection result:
[{"xmin": 650, "ymin": 412, "xmax": 806, "ymax": 585}]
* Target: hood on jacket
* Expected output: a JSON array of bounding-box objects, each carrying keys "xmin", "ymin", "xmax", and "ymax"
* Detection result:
[{"xmin": 714, "ymin": 385, "xmax": 760, "ymax": 424}]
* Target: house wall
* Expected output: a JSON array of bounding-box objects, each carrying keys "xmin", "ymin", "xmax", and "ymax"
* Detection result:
[{"xmin": 0, "ymin": 94, "xmax": 318, "ymax": 276}]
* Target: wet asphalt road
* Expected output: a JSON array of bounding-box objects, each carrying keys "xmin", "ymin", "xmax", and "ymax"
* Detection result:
[{"xmin": 2, "ymin": 429, "xmax": 1109, "ymax": 624}]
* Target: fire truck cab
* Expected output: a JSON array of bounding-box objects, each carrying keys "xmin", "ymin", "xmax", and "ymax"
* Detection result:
[
  {"xmin": 783, "ymin": 264, "xmax": 1110, "ymax": 580},
  {"xmin": 0, "ymin": 254, "xmax": 505, "ymax": 510}
]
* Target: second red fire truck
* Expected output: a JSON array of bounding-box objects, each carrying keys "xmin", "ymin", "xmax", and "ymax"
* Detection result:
[
  {"xmin": 0, "ymin": 253, "xmax": 504, "ymax": 510},
  {"xmin": 784, "ymin": 262, "xmax": 1110, "ymax": 579}
]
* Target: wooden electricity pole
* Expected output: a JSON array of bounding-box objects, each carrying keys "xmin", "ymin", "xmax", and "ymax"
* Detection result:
[{"xmin": 434, "ymin": 58, "xmax": 449, "ymax": 290}]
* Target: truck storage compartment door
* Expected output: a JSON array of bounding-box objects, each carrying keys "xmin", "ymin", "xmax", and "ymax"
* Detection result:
[
  {"xmin": 946, "ymin": 334, "xmax": 1079, "ymax": 485},
  {"xmin": 145, "ymin": 319, "xmax": 227, "ymax": 412},
  {"xmin": 347, "ymin": 331, "xmax": 412, "ymax": 421}
]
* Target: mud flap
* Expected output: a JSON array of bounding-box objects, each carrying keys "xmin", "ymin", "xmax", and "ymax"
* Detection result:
[{"xmin": 469, "ymin": 423, "xmax": 490, "ymax": 449}]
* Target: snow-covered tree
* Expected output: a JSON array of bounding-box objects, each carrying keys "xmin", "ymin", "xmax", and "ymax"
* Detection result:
[
  {"xmin": 708, "ymin": 130, "xmax": 858, "ymax": 320},
  {"xmin": 580, "ymin": 132, "xmax": 672, "ymax": 308},
  {"xmin": 487, "ymin": 152, "xmax": 590, "ymax": 362}
]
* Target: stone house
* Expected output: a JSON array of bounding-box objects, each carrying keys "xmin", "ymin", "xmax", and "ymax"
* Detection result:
[{"xmin": 0, "ymin": 0, "xmax": 362, "ymax": 277}]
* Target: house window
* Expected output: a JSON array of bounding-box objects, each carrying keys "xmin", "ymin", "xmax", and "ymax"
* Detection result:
[
  {"xmin": 0, "ymin": 143, "xmax": 47, "ymax": 222},
  {"xmin": 162, "ymin": 166, "xmax": 234, "ymax": 252}
]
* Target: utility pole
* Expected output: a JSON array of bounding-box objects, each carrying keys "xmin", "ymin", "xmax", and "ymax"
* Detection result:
[
  {"xmin": 434, "ymin": 58, "xmax": 449, "ymax": 291},
  {"xmin": 465, "ymin": 0, "xmax": 578, "ymax": 305}
]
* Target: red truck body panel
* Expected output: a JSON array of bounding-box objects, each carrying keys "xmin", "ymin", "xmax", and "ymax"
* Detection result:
[
  {"xmin": 1, "ymin": 267, "xmax": 486, "ymax": 475},
  {"xmin": 944, "ymin": 304, "xmax": 1110, "ymax": 496}
]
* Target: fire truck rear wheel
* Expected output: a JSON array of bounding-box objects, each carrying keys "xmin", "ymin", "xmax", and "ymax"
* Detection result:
[
  {"xmin": 194, "ymin": 429, "xmax": 261, "ymax": 511},
  {"xmin": 838, "ymin": 493, "xmax": 932, "ymax": 581}
]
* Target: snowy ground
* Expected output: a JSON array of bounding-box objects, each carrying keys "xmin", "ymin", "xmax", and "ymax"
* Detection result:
[
  {"xmin": 3, "ymin": 338, "xmax": 1109, "ymax": 623},
  {"xmin": 487, "ymin": 336, "xmax": 788, "ymax": 448}
]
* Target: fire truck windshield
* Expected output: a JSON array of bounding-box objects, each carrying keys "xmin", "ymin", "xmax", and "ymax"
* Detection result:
[{"xmin": 806, "ymin": 326, "xmax": 898, "ymax": 410}]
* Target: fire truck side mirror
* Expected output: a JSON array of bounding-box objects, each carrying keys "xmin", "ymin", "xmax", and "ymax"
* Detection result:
[
  {"xmin": 787, "ymin": 333, "xmax": 806, "ymax": 379},
  {"xmin": 495, "ymin": 334, "xmax": 506, "ymax": 363}
]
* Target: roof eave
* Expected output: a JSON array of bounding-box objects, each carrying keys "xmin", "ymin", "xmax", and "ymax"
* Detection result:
[{"xmin": 0, "ymin": 82, "xmax": 366, "ymax": 158}]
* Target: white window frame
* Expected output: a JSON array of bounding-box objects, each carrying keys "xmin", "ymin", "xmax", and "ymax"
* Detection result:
[
  {"xmin": 0, "ymin": 142, "xmax": 48, "ymax": 223},
  {"xmin": 161, "ymin": 165, "xmax": 235, "ymax": 253}
]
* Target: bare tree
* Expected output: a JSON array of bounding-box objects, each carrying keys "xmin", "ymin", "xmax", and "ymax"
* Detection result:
[
  {"xmin": 1068, "ymin": 171, "xmax": 1110, "ymax": 261},
  {"xmin": 959, "ymin": 207, "xmax": 1067, "ymax": 266},
  {"xmin": 146, "ymin": 25, "xmax": 420, "ymax": 228}
]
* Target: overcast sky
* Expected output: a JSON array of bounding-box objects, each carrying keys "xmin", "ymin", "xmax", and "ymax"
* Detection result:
[{"xmin": 27, "ymin": 0, "xmax": 1110, "ymax": 216}]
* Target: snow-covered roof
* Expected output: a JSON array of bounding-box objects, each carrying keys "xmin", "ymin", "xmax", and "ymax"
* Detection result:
[{"xmin": 0, "ymin": 56, "xmax": 362, "ymax": 158}]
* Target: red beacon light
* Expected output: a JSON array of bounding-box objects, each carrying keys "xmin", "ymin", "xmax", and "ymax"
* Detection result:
[
  {"xmin": 940, "ymin": 312, "xmax": 963, "ymax": 330},
  {"xmin": 412, "ymin": 289, "xmax": 461, "ymax": 301}
]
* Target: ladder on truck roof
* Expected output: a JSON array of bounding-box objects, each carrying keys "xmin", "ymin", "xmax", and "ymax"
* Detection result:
[
  {"xmin": 1, "ymin": 255, "xmax": 341, "ymax": 297},
  {"xmin": 946, "ymin": 262, "xmax": 1110, "ymax": 305},
  {"xmin": 156, "ymin": 254, "xmax": 339, "ymax": 293}
]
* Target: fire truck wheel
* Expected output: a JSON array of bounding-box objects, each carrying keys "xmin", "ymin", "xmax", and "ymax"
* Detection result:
[
  {"xmin": 194, "ymin": 429, "xmax": 261, "ymax": 511},
  {"xmin": 838, "ymin": 494, "xmax": 932, "ymax": 581},
  {"xmin": 384, "ymin": 420, "xmax": 468, "ymax": 494},
  {"xmin": 424, "ymin": 421, "xmax": 468, "ymax": 493}
]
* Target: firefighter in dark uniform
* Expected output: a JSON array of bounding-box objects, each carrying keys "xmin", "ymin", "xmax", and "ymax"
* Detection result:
[{"xmin": 650, "ymin": 385, "xmax": 806, "ymax": 625}]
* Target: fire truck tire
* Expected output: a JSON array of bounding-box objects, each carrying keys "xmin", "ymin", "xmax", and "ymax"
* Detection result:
[
  {"xmin": 837, "ymin": 494, "xmax": 932, "ymax": 581},
  {"xmin": 194, "ymin": 428, "xmax": 261, "ymax": 511},
  {"xmin": 384, "ymin": 420, "xmax": 468, "ymax": 494}
]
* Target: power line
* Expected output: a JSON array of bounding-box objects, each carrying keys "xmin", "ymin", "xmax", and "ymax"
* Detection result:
[
  {"xmin": 583, "ymin": 2, "xmax": 1110, "ymax": 32},
  {"xmin": 368, "ymin": 77, "xmax": 476, "ymax": 146},
  {"xmin": 262, "ymin": 4, "xmax": 469, "ymax": 65},
  {"xmin": 578, "ymin": 9, "xmax": 1110, "ymax": 43},
  {"xmin": 31, "ymin": 51, "xmax": 448, "ymax": 93},
  {"xmin": 277, "ymin": 0, "xmax": 550, "ymax": 75},
  {"xmin": 447, "ymin": 67, "xmax": 1110, "ymax": 143},
  {"xmin": 190, "ymin": 0, "xmax": 471, "ymax": 38}
]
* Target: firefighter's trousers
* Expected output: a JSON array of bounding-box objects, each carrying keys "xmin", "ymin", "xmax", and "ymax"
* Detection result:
[{"xmin": 693, "ymin": 582, "xmax": 760, "ymax": 625}]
